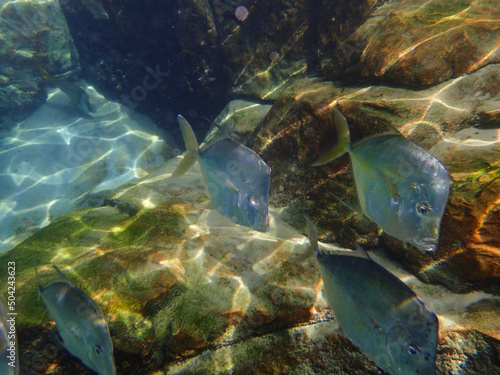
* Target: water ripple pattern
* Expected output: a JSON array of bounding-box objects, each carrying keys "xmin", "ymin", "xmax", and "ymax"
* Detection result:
[{"xmin": 0, "ymin": 83, "xmax": 173, "ymax": 254}]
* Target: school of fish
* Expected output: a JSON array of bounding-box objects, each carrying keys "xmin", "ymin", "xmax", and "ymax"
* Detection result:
[{"xmin": 6, "ymin": 99, "xmax": 450, "ymax": 375}]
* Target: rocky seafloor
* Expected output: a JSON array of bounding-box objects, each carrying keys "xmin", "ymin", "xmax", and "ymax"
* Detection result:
[{"xmin": 0, "ymin": 0, "xmax": 499, "ymax": 374}]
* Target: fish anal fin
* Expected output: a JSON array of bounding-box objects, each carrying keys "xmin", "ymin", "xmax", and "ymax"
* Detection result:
[
  {"xmin": 305, "ymin": 217, "xmax": 319, "ymax": 255},
  {"xmin": 48, "ymin": 328, "xmax": 65, "ymax": 349}
]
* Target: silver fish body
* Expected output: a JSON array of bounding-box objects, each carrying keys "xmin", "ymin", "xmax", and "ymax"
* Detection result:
[
  {"xmin": 306, "ymin": 219, "xmax": 438, "ymax": 375},
  {"xmin": 39, "ymin": 266, "xmax": 116, "ymax": 375},
  {"xmin": 0, "ymin": 297, "xmax": 17, "ymax": 375},
  {"xmin": 173, "ymin": 115, "xmax": 271, "ymax": 232},
  {"xmin": 53, "ymin": 80, "xmax": 97, "ymax": 113},
  {"xmin": 314, "ymin": 108, "xmax": 450, "ymax": 251},
  {"xmin": 81, "ymin": 0, "xmax": 109, "ymax": 19}
]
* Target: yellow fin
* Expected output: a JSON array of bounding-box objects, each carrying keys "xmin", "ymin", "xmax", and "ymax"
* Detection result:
[
  {"xmin": 312, "ymin": 107, "xmax": 352, "ymax": 166},
  {"xmin": 172, "ymin": 115, "xmax": 199, "ymax": 178}
]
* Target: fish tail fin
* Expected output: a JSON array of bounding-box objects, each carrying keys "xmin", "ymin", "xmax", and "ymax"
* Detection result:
[
  {"xmin": 312, "ymin": 107, "xmax": 352, "ymax": 166},
  {"xmin": 172, "ymin": 115, "xmax": 199, "ymax": 178},
  {"xmin": 305, "ymin": 217, "xmax": 319, "ymax": 255}
]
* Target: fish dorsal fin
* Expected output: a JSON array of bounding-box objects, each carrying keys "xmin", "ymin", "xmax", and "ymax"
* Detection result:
[
  {"xmin": 52, "ymin": 265, "xmax": 72, "ymax": 284},
  {"xmin": 197, "ymin": 114, "xmax": 236, "ymax": 142},
  {"xmin": 177, "ymin": 115, "xmax": 200, "ymax": 153},
  {"xmin": 312, "ymin": 107, "xmax": 352, "ymax": 166},
  {"xmin": 305, "ymin": 217, "xmax": 319, "ymax": 255},
  {"xmin": 342, "ymin": 232, "xmax": 371, "ymax": 260},
  {"xmin": 172, "ymin": 115, "xmax": 199, "ymax": 178},
  {"xmin": 171, "ymin": 151, "xmax": 196, "ymax": 178}
]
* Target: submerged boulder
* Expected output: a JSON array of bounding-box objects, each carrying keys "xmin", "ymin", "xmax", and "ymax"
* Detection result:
[
  {"xmin": 251, "ymin": 64, "xmax": 500, "ymax": 294},
  {"xmin": 2, "ymin": 153, "xmax": 498, "ymax": 374},
  {"xmin": 321, "ymin": 0, "xmax": 500, "ymax": 87},
  {"xmin": 0, "ymin": 85, "xmax": 174, "ymax": 254},
  {"xmin": 0, "ymin": 0, "xmax": 79, "ymax": 129}
]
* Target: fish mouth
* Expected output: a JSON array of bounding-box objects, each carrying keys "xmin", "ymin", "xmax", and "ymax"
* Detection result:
[
  {"xmin": 253, "ymin": 223, "xmax": 269, "ymax": 233},
  {"xmin": 416, "ymin": 238, "xmax": 437, "ymax": 252}
]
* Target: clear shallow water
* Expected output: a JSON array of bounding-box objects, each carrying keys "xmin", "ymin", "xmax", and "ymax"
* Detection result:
[
  {"xmin": 0, "ymin": 84, "xmax": 172, "ymax": 254},
  {"xmin": 0, "ymin": 0, "xmax": 499, "ymax": 374}
]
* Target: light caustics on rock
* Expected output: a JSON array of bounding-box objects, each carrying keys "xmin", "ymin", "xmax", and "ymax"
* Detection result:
[
  {"xmin": 360, "ymin": 1, "xmax": 500, "ymax": 77},
  {"xmin": 0, "ymin": 84, "xmax": 172, "ymax": 254}
]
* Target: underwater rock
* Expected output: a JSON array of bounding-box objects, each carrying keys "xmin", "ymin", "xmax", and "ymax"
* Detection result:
[
  {"xmin": 322, "ymin": 0, "xmax": 500, "ymax": 88},
  {"xmin": 0, "ymin": 0, "xmax": 79, "ymax": 129},
  {"xmin": 57, "ymin": 0, "xmax": 228, "ymax": 135},
  {"xmin": 251, "ymin": 65, "xmax": 500, "ymax": 293},
  {"xmin": 0, "ymin": 157, "xmax": 324, "ymax": 372},
  {"xmin": 0, "ymin": 84, "xmax": 174, "ymax": 254},
  {"xmin": 214, "ymin": 0, "xmax": 311, "ymax": 99},
  {"xmin": 2, "ymin": 158, "xmax": 498, "ymax": 373},
  {"xmin": 437, "ymin": 329, "xmax": 500, "ymax": 374}
]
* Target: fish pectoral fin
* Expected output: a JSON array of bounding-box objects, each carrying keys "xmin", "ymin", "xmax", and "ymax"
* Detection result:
[
  {"xmin": 214, "ymin": 170, "xmax": 239, "ymax": 194},
  {"xmin": 325, "ymin": 188, "xmax": 362, "ymax": 214},
  {"xmin": 48, "ymin": 328, "xmax": 66, "ymax": 348},
  {"xmin": 68, "ymin": 323, "xmax": 86, "ymax": 344},
  {"xmin": 171, "ymin": 150, "xmax": 196, "ymax": 178}
]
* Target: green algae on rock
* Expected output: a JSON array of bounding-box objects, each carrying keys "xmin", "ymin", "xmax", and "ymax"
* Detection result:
[{"xmin": 0, "ymin": 175, "xmax": 323, "ymax": 373}]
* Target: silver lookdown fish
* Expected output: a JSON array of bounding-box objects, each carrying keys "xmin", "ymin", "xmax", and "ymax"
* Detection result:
[
  {"xmin": 306, "ymin": 218, "xmax": 438, "ymax": 375},
  {"xmin": 313, "ymin": 107, "xmax": 450, "ymax": 252},
  {"xmin": 0, "ymin": 297, "xmax": 17, "ymax": 375},
  {"xmin": 36, "ymin": 265, "xmax": 116, "ymax": 375},
  {"xmin": 172, "ymin": 114, "xmax": 271, "ymax": 232},
  {"xmin": 81, "ymin": 0, "xmax": 109, "ymax": 20},
  {"xmin": 52, "ymin": 79, "xmax": 97, "ymax": 113},
  {"xmin": 40, "ymin": 67, "xmax": 96, "ymax": 113}
]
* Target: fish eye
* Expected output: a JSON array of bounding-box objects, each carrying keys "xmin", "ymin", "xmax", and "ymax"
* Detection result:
[
  {"xmin": 249, "ymin": 195, "xmax": 259, "ymax": 206},
  {"xmin": 408, "ymin": 345, "xmax": 419, "ymax": 355},
  {"xmin": 95, "ymin": 345, "xmax": 102, "ymax": 355},
  {"xmin": 416, "ymin": 202, "xmax": 430, "ymax": 215}
]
